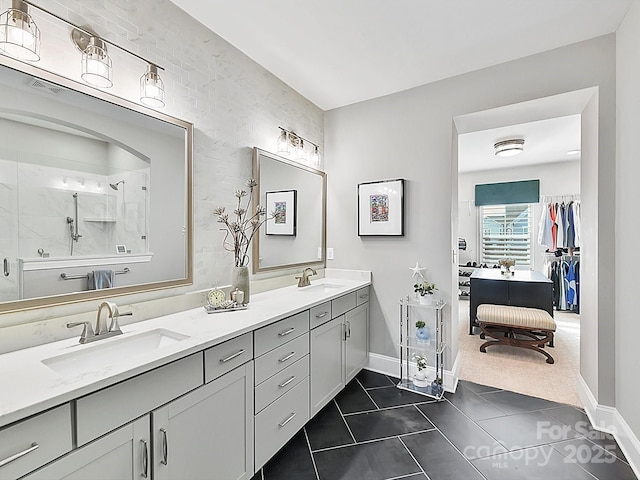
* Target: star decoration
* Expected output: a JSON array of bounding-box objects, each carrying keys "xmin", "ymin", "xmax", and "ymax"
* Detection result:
[{"xmin": 409, "ymin": 261, "xmax": 426, "ymax": 281}]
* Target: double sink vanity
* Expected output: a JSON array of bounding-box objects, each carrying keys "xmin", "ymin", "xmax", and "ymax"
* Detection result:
[{"xmin": 0, "ymin": 273, "xmax": 371, "ymax": 480}]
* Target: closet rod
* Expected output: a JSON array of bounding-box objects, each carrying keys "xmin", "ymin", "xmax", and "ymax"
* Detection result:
[{"xmin": 541, "ymin": 194, "xmax": 580, "ymax": 203}]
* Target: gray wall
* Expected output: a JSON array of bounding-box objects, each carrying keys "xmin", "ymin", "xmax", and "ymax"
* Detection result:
[
  {"xmin": 616, "ymin": 0, "xmax": 640, "ymax": 442},
  {"xmin": 325, "ymin": 35, "xmax": 616, "ymax": 406}
]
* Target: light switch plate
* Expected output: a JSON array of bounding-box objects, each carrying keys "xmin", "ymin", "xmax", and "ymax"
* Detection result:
[{"xmin": 327, "ymin": 248, "xmax": 334, "ymax": 260}]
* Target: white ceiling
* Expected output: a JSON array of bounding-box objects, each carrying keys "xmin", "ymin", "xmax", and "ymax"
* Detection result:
[
  {"xmin": 458, "ymin": 115, "xmax": 581, "ymax": 173},
  {"xmin": 169, "ymin": 0, "xmax": 631, "ymax": 111}
]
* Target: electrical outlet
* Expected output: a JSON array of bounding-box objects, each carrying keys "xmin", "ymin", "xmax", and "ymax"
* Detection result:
[{"xmin": 327, "ymin": 248, "xmax": 334, "ymax": 260}]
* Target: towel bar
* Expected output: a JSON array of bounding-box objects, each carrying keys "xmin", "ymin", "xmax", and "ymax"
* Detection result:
[{"xmin": 60, "ymin": 267, "xmax": 130, "ymax": 280}]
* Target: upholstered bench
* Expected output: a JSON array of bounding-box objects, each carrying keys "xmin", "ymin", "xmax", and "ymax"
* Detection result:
[{"xmin": 476, "ymin": 304, "xmax": 557, "ymax": 364}]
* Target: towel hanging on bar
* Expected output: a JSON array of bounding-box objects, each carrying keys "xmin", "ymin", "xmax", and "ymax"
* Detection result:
[{"xmin": 88, "ymin": 270, "xmax": 115, "ymax": 290}]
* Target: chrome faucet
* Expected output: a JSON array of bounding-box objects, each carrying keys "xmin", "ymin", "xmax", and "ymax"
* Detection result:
[
  {"xmin": 296, "ymin": 267, "xmax": 317, "ymax": 287},
  {"xmin": 67, "ymin": 301, "xmax": 132, "ymax": 344}
]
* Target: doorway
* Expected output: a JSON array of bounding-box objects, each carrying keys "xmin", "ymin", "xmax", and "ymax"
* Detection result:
[{"xmin": 452, "ymin": 92, "xmax": 591, "ymax": 406}]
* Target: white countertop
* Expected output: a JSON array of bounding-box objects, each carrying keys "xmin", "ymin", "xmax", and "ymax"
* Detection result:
[{"xmin": 0, "ymin": 274, "xmax": 371, "ymax": 429}]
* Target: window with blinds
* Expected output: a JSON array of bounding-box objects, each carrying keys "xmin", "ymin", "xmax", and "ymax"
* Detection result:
[{"xmin": 481, "ymin": 204, "xmax": 531, "ymax": 267}]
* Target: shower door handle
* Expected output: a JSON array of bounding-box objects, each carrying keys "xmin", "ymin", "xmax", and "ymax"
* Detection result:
[{"xmin": 3, "ymin": 258, "xmax": 9, "ymax": 277}]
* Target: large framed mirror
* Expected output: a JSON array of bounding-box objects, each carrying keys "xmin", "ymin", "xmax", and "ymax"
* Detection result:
[
  {"xmin": 252, "ymin": 148, "xmax": 326, "ymax": 273},
  {"xmin": 0, "ymin": 61, "xmax": 192, "ymax": 313}
]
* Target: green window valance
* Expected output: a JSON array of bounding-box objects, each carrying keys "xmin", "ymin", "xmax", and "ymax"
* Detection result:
[{"xmin": 475, "ymin": 179, "xmax": 540, "ymax": 206}]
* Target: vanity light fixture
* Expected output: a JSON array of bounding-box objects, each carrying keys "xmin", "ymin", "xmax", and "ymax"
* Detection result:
[
  {"xmin": 494, "ymin": 139, "xmax": 525, "ymax": 157},
  {"xmin": 276, "ymin": 127, "xmax": 321, "ymax": 166},
  {"xmin": 73, "ymin": 32, "xmax": 113, "ymax": 88},
  {"xmin": 296, "ymin": 138, "xmax": 306, "ymax": 162},
  {"xmin": 140, "ymin": 63, "xmax": 165, "ymax": 108},
  {"xmin": 0, "ymin": 0, "xmax": 40, "ymax": 62},
  {"xmin": 1, "ymin": 1, "xmax": 166, "ymax": 106},
  {"xmin": 310, "ymin": 145, "xmax": 320, "ymax": 166},
  {"xmin": 277, "ymin": 128, "xmax": 290, "ymax": 155}
]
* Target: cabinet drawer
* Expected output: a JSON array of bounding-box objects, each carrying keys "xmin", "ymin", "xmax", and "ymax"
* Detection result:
[
  {"xmin": 255, "ymin": 355, "xmax": 309, "ymax": 413},
  {"xmin": 0, "ymin": 404, "xmax": 72, "ymax": 480},
  {"xmin": 356, "ymin": 286, "xmax": 370, "ymax": 306},
  {"xmin": 204, "ymin": 332, "xmax": 253, "ymax": 383},
  {"xmin": 254, "ymin": 332, "xmax": 309, "ymax": 385},
  {"xmin": 76, "ymin": 353, "xmax": 203, "ymax": 446},
  {"xmin": 332, "ymin": 292, "xmax": 357, "ymax": 318},
  {"xmin": 310, "ymin": 302, "xmax": 332, "ymax": 329},
  {"xmin": 255, "ymin": 377, "xmax": 309, "ymax": 470},
  {"xmin": 254, "ymin": 310, "xmax": 309, "ymax": 357}
]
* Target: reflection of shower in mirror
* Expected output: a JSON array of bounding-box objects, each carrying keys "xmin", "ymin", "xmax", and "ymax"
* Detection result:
[
  {"xmin": 67, "ymin": 193, "xmax": 82, "ymax": 255},
  {"xmin": 109, "ymin": 179, "xmax": 125, "ymax": 190}
]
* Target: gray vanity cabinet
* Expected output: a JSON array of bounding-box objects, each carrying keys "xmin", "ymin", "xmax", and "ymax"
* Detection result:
[
  {"xmin": 310, "ymin": 289, "xmax": 370, "ymax": 416},
  {"xmin": 310, "ymin": 315, "xmax": 346, "ymax": 416},
  {"xmin": 345, "ymin": 302, "xmax": 369, "ymax": 383},
  {"xmin": 21, "ymin": 416, "xmax": 149, "ymax": 480},
  {"xmin": 153, "ymin": 362, "xmax": 254, "ymax": 480}
]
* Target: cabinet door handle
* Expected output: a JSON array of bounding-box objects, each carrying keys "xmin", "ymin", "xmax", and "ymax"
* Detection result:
[
  {"xmin": 160, "ymin": 428, "xmax": 168, "ymax": 465},
  {"xmin": 315, "ymin": 312, "xmax": 328, "ymax": 318},
  {"xmin": 140, "ymin": 439, "xmax": 149, "ymax": 478},
  {"xmin": 346, "ymin": 321, "xmax": 351, "ymax": 338},
  {"xmin": 278, "ymin": 351, "xmax": 296, "ymax": 363},
  {"xmin": 0, "ymin": 442, "xmax": 39, "ymax": 468},
  {"xmin": 343, "ymin": 324, "xmax": 347, "ymax": 341},
  {"xmin": 219, "ymin": 349, "xmax": 245, "ymax": 363},
  {"xmin": 278, "ymin": 375, "xmax": 297, "ymax": 388},
  {"xmin": 278, "ymin": 327, "xmax": 295, "ymax": 337},
  {"xmin": 359, "ymin": 294, "xmax": 368, "ymax": 299},
  {"xmin": 278, "ymin": 412, "xmax": 297, "ymax": 428},
  {"xmin": 2, "ymin": 258, "xmax": 9, "ymax": 277}
]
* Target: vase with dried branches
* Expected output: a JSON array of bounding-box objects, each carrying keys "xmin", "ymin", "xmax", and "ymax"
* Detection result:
[{"xmin": 214, "ymin": 179, "xmax": 268, "ymax": 303}]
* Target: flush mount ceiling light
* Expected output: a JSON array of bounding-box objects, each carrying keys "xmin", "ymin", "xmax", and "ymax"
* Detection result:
[
  {"xmin": 0, "ymin": 0, "xmax": 40, "ymax": 62},
  {"xmin": 494, "ymin": 139, "xmax": 525, "ymax": 157},
  {"xmin": 140, "ymin": 64, "xmax": 165, "ymax": 108},
  {"xmin": 276, "ymin": 127, "xmax": 321, "ymax": 166}
]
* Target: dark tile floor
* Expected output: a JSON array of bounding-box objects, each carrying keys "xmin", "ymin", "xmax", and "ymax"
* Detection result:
[{"xmin": 251, "ymin": 370, "xmax": 637, "ymax": 480}]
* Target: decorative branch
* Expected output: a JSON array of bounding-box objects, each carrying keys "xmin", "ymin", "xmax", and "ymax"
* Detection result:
[{"xmin": 214, "ymin": 179, "xmax": 269, "ymax": 267}]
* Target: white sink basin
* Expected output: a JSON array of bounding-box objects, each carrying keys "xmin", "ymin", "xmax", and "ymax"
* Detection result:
[
  {"xmin": 297, "ymin": 283, "xmax": 345, "ymax": 293},
  {"xmin": 42, "ymin": 328, "xmax": 189, "ymax": 376}
]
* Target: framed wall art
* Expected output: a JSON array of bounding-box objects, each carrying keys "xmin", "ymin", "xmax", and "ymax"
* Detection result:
[
  {"xmin": 266, "ymin": 189, "xmax": 297, "ymax": 236},
  {"xmin": 358, "ymin": 179, "xmax": 405, "ymax": 236}
]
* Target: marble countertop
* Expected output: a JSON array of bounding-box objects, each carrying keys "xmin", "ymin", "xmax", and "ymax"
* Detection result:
[{"xmin": 0, "ymin": 272, "xmax": 371, "ymax": 429}]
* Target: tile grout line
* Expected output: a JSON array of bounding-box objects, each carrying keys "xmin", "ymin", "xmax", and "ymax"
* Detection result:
[
  {"xmin": 302, "ymin": 427, "xmax": 321, "ymax": 480},
  {"xmin": 440, "ymin": 396, "xmax": 511, "ymax": 450},
  {"xmin": 333, "ymin": 398, "xmax": 358, "ymax": 445},
  {"xmin": 410, "ymin": 407, "xmax": 489, "ymax": 480},
  {"xmin": 310, "ymin": 428, "xmax": 438, "ymax": 454},
  {"xmin": 356, "ymin": 377, "xmax": 382, "ymax": 409},
  {"xmin": 397, "ymin": 435, "xmax": 432, "ymax": 480},
  {"xmin": 342, "ymin": 401, "xmax": 434, "ymax": 417}
]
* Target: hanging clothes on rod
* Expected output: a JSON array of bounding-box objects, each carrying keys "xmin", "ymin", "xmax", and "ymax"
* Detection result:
[
  {"xmin": 545, "ymin": 253, "xmax": 580, "ymax": 313},
  {"xmin": 538, "ymin": 196, "xmax": 581, "ymax": 253}
]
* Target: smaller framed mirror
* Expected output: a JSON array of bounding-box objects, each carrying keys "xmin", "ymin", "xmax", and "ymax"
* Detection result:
[{"xmin": 252, "ymin": 148, "xmax": 326, "ymax": 273}]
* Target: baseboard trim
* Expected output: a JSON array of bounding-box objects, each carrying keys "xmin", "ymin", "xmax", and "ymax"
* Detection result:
[
  {"xmin": 614, "ymin": 409, "xmax": 640, "ymax": 478},
  {"xmin": 366, "ymin": 352, "xmax": 460, "ymax": 393},
  {"xmin": 576, "ymin": 375, "xmax": 616, "ymax": 433},
  {"xmin": 577, "ymin": 375, "xmax": 640, "ymax": 478}
]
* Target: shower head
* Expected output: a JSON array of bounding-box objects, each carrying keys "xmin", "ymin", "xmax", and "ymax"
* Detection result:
[{"xmin": 109, "ymin": 180, "xmax": 125, "ymax": 190}]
